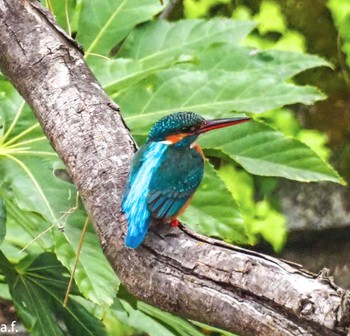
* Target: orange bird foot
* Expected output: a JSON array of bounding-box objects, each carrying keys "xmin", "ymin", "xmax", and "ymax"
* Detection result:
[{"xmin": 170, "ymin": 219, "xmax": 179, "ymax": 227}]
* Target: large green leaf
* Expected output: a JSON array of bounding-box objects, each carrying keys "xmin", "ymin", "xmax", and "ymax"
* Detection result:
[
  {"xmin": 200, "ymin": 121, "xmax": 342, "ymax": 183},
  {"xmin": 110, "ymin": 24, "xmax": 327, "ymax": 133},
  {"xmin": 77, "ymin": 0, "xmax": 166, "ymax": 57},
  {"xmin": 0, "ymin": 89, "xmax": 75, "ymax": 253},
  {"xmin": 52, "ymin": 213, "xmax": 119, "ymax": 308},
  {"xmin": 180, "ymin": 163, "xmax": 246, "ymax": 244},
  {"xmin": 90, "ymin": 19, "xmax": 254, "ymax": 92},
  {"xmin": 118, "ymin": 68, "xmax": 324, "ymax": 133},
  {"xmin": 184, "ymin": 45, "xmax": 329, "ymax": 79},
  {"xmin": 0, "ymin": 252, "xmax": 107, "ymax": 336},
  {"xmin": 0, "ymin": 85, "xmax": 119, "ymax": 307},
  {"xmin": 48, "ymin": 0, "xmax": 79, "ymax": 34},
  {"xmin": 1, "ymin": 188, "xmax": 52, "ymax": 255},
  {"xmin": 0, "ymin": 79, "xmax": 29, "ymax": 138},
  {"xmin": 118, "ymin": 18, "xmax": 254, "ymax": 62}
]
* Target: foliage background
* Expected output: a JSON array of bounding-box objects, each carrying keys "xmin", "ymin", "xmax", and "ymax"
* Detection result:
[{"xmin": 0, "ymin": 0, "xmax": 349, "ymax": 335}]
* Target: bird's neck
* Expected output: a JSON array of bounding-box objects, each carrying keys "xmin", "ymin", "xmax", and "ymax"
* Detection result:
[
  {"xmin": 167, "ymin": 134, "xmax": 199, "ymax": 148},
  {"xmin": 191, "ymin": 142, "xmax": 205, "ymax": 159},
  {"xmin": 158, "ymin": 140, "xmax": 205, "ymax": 159}
]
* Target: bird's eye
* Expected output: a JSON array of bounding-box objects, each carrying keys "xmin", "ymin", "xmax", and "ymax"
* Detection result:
[{"xmin": 179, "ymin": 126, "xmax": 197, "ymax": 133}]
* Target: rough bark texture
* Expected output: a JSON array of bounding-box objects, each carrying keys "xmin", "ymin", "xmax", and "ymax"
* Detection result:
[{"xmin": 0, "ymin": 1, "xmax": 349, "ymax": 335}]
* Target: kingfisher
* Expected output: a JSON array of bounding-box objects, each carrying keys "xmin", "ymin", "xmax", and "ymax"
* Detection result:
[{"xmin": 122, "ymin": 112, "xmax": 250, "ymax": 248}]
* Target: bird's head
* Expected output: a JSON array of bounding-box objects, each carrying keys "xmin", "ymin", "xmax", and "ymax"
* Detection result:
[{"xmin": 148, "ymin": 112, "xmax": 250, "ymax": 148}]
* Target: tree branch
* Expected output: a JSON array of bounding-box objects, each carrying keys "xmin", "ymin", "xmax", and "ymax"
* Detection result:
[{"xmin": 0, "ymin": 1, "xmax": 349, "ymax": 335}]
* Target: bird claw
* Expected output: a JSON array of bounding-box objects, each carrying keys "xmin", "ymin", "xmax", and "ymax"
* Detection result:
[{"xmin": 170, "ymin": 219, "xmax": 179, "ymax": 227}]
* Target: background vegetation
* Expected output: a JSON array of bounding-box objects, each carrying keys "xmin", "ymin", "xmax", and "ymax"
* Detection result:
[{"xmin": 0, "ymin": 0, "xmax": 348, "ymax": 335}]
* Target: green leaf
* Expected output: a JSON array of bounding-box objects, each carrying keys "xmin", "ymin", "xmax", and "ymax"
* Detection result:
[
  {"xmin": 118, "ymin": 19, "xmax": 254, "ymax": 61},
  {"xmin": 200, "ymin": 121, "xmax": 343, "ymax": 183},
  {"xmin": 0, "ymin": 79, "xmax": 28, "ymax": 137},
  {"xmin": 0, "ymin": 252, "xmax": 107, "ymax": 336},
  {"xmin": 328, "ymin": 0, "xmax": 350, "ymax": 24},
  {"xmin": 250, "ymin": 200, "xmax": 286, "ymax": 252},
  {"xmin": 0, "ymin": 87, "xmax": 72, "ymax": 248},
  {"xmin": 184, "ymin": 0, "xmax": 230, "ymax": 19},
  {"xmin": 0, "ymin": 84, "xmax": 118, "ymax": 307},
  {"xmin": 62, "ymin": 296, "xmax": 108, "ymax": 336},
  {"xmin": 111, "ymin": 298, "xmax": 179, "ymax": 336},
  {"xmin": 254, "ymin": 1, "xmax": 286, "ymax": 35},
  {"xmin": 0, "ymin": 91, "xmax": 75, "ymax": 225},
  {"xmin": 0, "ymin": 197, "xmax": 6, "ymax": 246},
  {"xmin": 297, "ymin": 129, "xmax": 331, "ymax": 161},
  {"xmin": 52, "ymin": 215, "xmax": 119, "ymax": 308},
  {"xmin": 90, "ymin": 57, "xmax": 158, "ymax": 94},
  {"xmin": 77, "ymin": 0, "xmax": 166, "ymax": 57},
  {"xmin": 217, "ymin": 163, "xmax": 257, "ymax": 244},
  {"xmin": 48, "ymin": 0, "xmax": 79, "ymax": 34},
  {"xmin": 217, "ymin": 164, "xmax": 286, "ymax": 251},
  {"xmin": 138, "ymin": 301, "xmax": 206, "ymax": 336},
  {"xmin": 114, "ymin": 287, "xmax": 212, "ymax": 336},
  {"xmin": 180, "ymin": 163, "xmax": 247, "ymax": 244},
  {"xmin": 114, "ymin": 23, "xmax": 327, "ymax": 133},
  {"xmin": 91, "ymin": 19, "xmax": 255, "ymax": 92},
  {"xmin": 0, "ymin": 282, "xmax": 11, "ymax": 301},
  {"xmin": 102, "ymin": 304, "xmax": 135, "ymax": 336},
  {"xmin": 185, "ymin": 46, "xmax": 330, "ymax": 80},
  {"xmin": 328, "ymin": 0, "xmax": 350, "ymax": 67},
  {"xmin": 119, "ymin": 68, "xmax": 324, "ymax": 133},
  {"xmin": 1, "ymin": 189, "xmax": 52, "ymax": 255},
  {"xmin": 191, "ymin": 320, "xmax": 238, "ymax": 336}
]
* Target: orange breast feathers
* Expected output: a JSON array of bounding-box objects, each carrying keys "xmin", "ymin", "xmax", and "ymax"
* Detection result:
[{"xmin": 191, "ymin": 143, "xmax": 205, "ymax": 159}]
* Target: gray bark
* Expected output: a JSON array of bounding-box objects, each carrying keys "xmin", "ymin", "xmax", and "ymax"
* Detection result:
[{"xmin": 0, "ymin": 1, "xmax": 349, "ymax": 335}]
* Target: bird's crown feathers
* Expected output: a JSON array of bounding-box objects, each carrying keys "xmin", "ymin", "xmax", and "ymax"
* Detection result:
[{"xmin": 148, "ymin": 112, "xmax": 205, "ymax": 142}]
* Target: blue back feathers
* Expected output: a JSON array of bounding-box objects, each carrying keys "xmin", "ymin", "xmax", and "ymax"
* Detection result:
[
  {"xmin": 122, "ymin": 142, "xmax": 168, "ymax": 248},
  {"xmin": 146, "ymin": 146, "xmax": 204, "ymax": 219}
]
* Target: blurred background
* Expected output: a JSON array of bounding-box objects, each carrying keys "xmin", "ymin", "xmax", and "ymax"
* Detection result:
[{"xmin": 172, "ymin": 0, "xmax": 350, "ymax": 289}]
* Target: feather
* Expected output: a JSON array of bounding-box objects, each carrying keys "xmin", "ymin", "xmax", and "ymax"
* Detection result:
[
  {"xmin": 122, "ymin": 142, "xmax": 168, "ymax": 248},
  {"xmin": 147, "ymin": 146, "xmax": 204, "ymax": 219}
]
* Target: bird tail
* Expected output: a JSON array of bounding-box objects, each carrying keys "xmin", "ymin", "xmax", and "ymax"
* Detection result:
[
  {"xmin": 122, "ymin": 142, "xmax": 168, "ymax": 248},
  {"xmin": 124, "ymin": 213, "xmax": 151, "ymax": 249}
]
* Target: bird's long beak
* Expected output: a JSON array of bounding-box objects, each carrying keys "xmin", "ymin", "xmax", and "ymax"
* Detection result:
[{"xmin": 194, "ymin": 117, "xmax": 251, "ymax": 135}]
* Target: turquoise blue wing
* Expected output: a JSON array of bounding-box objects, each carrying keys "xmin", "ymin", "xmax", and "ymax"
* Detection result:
[
  {"xmin": 122, "ymin": 142, "xmax": 168, "ymax": 248},
  {"xmin": 147, "ymin": 147, "xmax": 204, "ymax": 219},
  {"xmin": 122, "ymin": 144, "xmax": 148, "ymax": 201}
]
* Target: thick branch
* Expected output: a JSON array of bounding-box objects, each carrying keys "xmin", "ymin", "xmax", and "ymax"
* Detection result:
[{"xmin": 0, "ymin": 1, "xmax": 349, "ymax": 335}]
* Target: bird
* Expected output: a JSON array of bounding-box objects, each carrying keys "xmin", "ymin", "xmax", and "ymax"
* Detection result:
[{"xmin": 122, "ymin": 111, "xmax": 251, "ymax": 248}]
